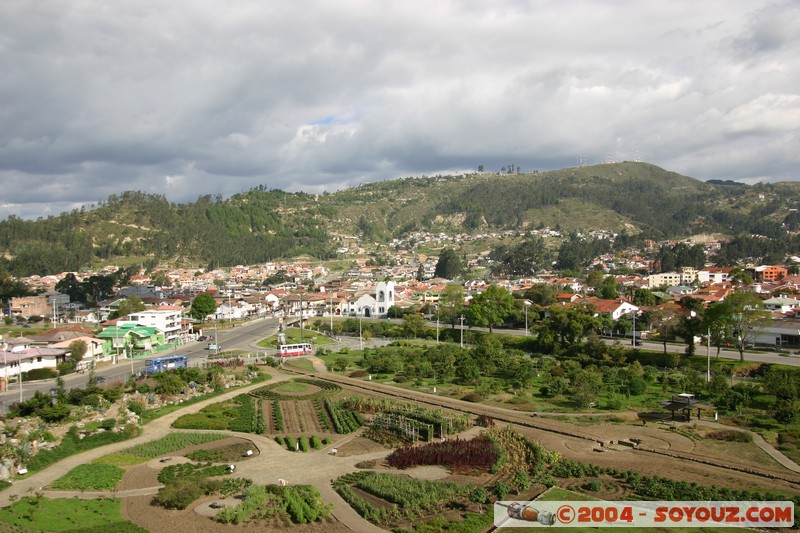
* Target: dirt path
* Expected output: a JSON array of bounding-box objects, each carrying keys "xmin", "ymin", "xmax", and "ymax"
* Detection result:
[
  {"xmin": 6, "ymin": 364, "xmax": 800, "ymax": 533},
  {"xmin": 0, "ymin": 370, "xmax": 390, "ymax": 533},
  {"xmin": 0, "ymin": 369, "xmax": 292, "ymax": 507}
]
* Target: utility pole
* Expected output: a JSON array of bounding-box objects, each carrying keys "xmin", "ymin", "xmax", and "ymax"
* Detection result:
[
  {"xmin": 459, "ymin": 315, "xmax": 465, "ymax": 348},
  {"xmin": 299, "ymin": 291, "xmax": 304, "ymax": 342},
  {"xmin": 707, "ymin": 326, "xmax": 711, "ymax": 383},
  {"xmin": 329, "ymin": 294, "xmax": 333, "ymax": 335},
  {"xmin": 524, "ymin": 299, "xmax": 531, "ymax": 336},
  {"xmin": 359, "ymin": 314, "xmax": 363, "ymax": 351}
]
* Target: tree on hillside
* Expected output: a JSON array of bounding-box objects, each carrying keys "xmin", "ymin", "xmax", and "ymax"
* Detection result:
[
  {"xmin": 67, "ymin": 340, "xmax": 87, "ymax": 365},
  {"xmin": 489, "ymin": 236, "xmax": 551, "ymax": 276},
  {"xmin": 599, "ymin": 276, "xmax": 618, "ymax": 299},
  {"xmin": 0, "ymin": 271, "xmax": 32, "ymax": 304},
  {"xmin": 535, "ymin": 303, "xmax": 600, "ymax": 347},
  {"xmin": 189, "ymin": 293, "xmax": 218, "ymax": 320},
  {"xmin": 402, "ymin": 313, "xmax": 427, "ymax": 339},
  {"xmin": 650, "ymin": 307, "xmax": 679, "ymax": 354},
  {"xmin": 523, "ymin": 284, "xmax": 556, "ymax": 307},
  {"xmin": 703, "ymin": 301, "xmax": 735, "ymax": 357},
  {"xmin": 434, "ymin": 248, "xmax": 464, "ymax": 279},
  {"xmin": 108, "ymin": 296, "xmax": 147, "ymax": 320},
  {"xmin": 726, "ymin": 292, "xmax": 770, "ymax": 362},
  {"xmin": 438, "ymin": 284, "xmax": 466, "ymax": 328},
  {"xmin": 465, "ymin": 285, "xmax": 516, "ymax": 333}
]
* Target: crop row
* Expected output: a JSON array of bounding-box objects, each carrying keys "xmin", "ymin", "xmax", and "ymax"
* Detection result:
[
  {"xmin": 228, "ymin": 395, "xmax": 256, "ymax": 433},
  {"xmin": 274, "ymin": 435, "xmax": 332, "ymax": 452},
  {"xmin": 251, "ymin": 379, "xmax": 340, "ymax": 401},
  {"xmin": 387, "ymin": 435, "xmax": 498, "ymax": 470},
  {"xmin": 354, "ymin": 472, "xmax": 470, "ymax": 513},
  {"xmin": 340, "ymin": 396, "xmax": 470, "ymax": 436},
  {"xmin": 295, "ymin": 378, "xmax": 341, "ymax": 392},
  {"xmin": 124, "ymin": 432, "xmax": 229, "ymax": 458},
  {"xmin": 334, "ymin": 484, "xmax": 393, "ymax": 524},
  {"xmin": 158, "ymin": 462, "xmax": 230, "ymax": 484},
  {"xmin": 273, "ymin": 400, "xmax": 284, "ymax": 431},
  {"xmin": 217, "ymin": 484, "xmax": 331, "ymax": 525},
  {"xmin": 324, "ymin": 399, "xmax": 363, "ymax": 434},
  {"xmin": 314, "ymin": 399, "xmax": 331, "ymax": 431}
]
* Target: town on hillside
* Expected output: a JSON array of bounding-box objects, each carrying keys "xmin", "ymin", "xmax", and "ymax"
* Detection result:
[{"xmin": 3, "ymin": 228, "xmax": 800, "ymax": 380}]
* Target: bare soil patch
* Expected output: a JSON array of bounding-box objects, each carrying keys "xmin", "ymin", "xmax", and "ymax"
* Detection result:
[
  {"xmin": 335, "ymin": 436, "xmax": 389, "ymax": 457},
  {"xmin": 280, "ymin": 400, "xmax": 324, "ymax": 434},
  {"xmin": 178, "ymin": 437, "xmax": 259, "ymax": 460},
  {"xmin": 260, "ymin": 398, "xmax": 276, "ymax": 432}
]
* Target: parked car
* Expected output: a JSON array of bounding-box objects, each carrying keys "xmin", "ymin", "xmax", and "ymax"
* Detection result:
[{"xmin": 631, "ymin": 339, "xmax": 643, "ymax": 346}]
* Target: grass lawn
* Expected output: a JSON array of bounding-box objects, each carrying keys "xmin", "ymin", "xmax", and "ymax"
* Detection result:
[
  {"xmin": 283, "ymin": 358, "xmax": 316, "ymax": 372},
  {"xmin": 93, "ymin": 454, "xmax": 149, "ymax": 466},
  {"xmin": 49, "ymin": 464, "xmax": 125, "ymax": 491},
  {"xmin": 316, "ymin": 349, "xmax": 365, "ymax": 371},
  {"xmin": 274, "ymin": 381, "xmax": 313, "ymax": 393},
  {"xmin": 0, "ymin": 498, "xmax": 147, "ymax": 532}
]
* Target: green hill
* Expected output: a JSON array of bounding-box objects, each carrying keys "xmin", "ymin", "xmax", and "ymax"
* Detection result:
[{"xmin": 1, "ymin": 162, "xmax": 798, "ymax": 276}]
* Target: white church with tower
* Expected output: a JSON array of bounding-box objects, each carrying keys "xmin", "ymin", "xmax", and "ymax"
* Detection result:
[{"xmin": 344, "ymin": 281, "xmax": 396, "ymax": 318}]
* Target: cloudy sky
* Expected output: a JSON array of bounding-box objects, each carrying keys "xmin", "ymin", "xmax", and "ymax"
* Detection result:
[{"xmin": 1, "ymin": 1, "xmax": 798, "ymax": 219}]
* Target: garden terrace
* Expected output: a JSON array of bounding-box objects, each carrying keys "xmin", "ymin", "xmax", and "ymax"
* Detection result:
[
  {"xmin": 340, "ymin": 396, "xmax": 471, "ymax": 437},
  {"xmin": 333, "ymin": 471, "xmax": 474, "ymax": 525},
  {"xmin": 324, "ymin": 399, "xmax": 364, "ymax": 434},
  {"xmin": 251, "ymin": 378, "xmax": 341, "ymax": 401}
]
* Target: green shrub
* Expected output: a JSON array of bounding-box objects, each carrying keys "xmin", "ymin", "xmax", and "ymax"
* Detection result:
[
  {"xmin": 461, "ymin": 393, "xmax": 483, "ymax": 403},
  {"xmin": 311, "ymin": 436, "xmax": 322, "ymax": 449},
  {"xmin": 275, "ymin": 436, "xmax": 285, "ymax": 446},
  {"xmin": 23, "ymin": 368, "xmax": 58, "ymax": 381},
  {"xmin": 155, "ymin": 477, "xmax": 206, "ymax": 509},
  {"xmin": 127, "ymin": 399, "xmax": 145, "ymax": 416},
  {"xmin": 38, "ymin": 403, "xmax": 71, "ymax": 423},
  {"xmin": 285, "ymin": 436, "xmax": 297, "ymax": 451},
  {"xmin": 584, "ymin": 479, "xmax": 603, "ymax": 492},
  {"xmin": 705, "ymin": 430, "xmax": 752, "ymax": 442},
  {"xmin": 298, "ymin": 436, "xmax": 309, "ymax": 452}
]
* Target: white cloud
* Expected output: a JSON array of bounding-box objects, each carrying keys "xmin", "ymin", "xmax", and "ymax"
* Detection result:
[{"xmin": 0, "ymin": 0, "xmax": 798, "ymax": 219}]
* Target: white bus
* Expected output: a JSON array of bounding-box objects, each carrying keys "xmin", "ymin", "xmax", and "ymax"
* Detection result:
[{"xmin": 277, "ymin": 343, "xmax": 313, "ymax": 357}]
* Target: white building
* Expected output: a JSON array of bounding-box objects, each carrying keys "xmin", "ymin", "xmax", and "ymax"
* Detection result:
[
  {"xmin": 763, "ymin": 296, "xmax": 800, "ymax": 314},
  {"xmin": 0, "ymin": 342, "xmax": 67, "ymax": 390},
  {"xmin": 120, "ymin": 309, "xmax": 184, "ymax": 344},
  {"xmin": 345, "ymin": 281, "xmax": 396, "ymax": 318}
]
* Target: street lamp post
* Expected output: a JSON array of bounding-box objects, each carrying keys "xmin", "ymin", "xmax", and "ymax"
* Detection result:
[
  {"xmin": 459, "ymin": 315, "xmax": 465, "ymax": 348},
  {"xmin": 707, "ymin": 326, "xmax": 711, "ymax": 383},
  {"xmin": 359, "ymin": 313, "xmax": 363, "ymax": 351},
  {"xmin": 329, "ymin": 294, "xmax": 334, "ymax": 335},
  {"xmin": 523, "ymin": 299, "xmax": 531, "ymax": 336}
]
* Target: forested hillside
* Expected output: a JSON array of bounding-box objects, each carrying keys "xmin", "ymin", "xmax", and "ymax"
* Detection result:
[{"xmin": 1, "ymin": 162, "xmax": 799, "ymax": 276}]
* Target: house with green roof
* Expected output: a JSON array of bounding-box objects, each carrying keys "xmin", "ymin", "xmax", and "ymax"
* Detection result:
[{"xmin": 96, "ymin": 323, "xmax": 165, "ymax": 359}]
